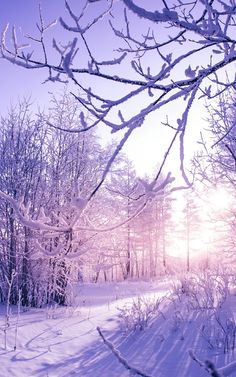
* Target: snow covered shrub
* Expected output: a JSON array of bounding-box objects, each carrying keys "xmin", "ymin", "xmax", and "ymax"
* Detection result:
[
  {"xmin": 118, "ymin": 295, "xmax": 164, "ymax": 333},
  {"xmin": 170, "ymin": 310, "xmax": 185, "ymax": 333},
  {"xmin": 201, "ymin": 303, "xmax": 236, "ymax": 354},
  {"xmin": 46, "ymin": 303, "xmax": 59, "ymax": 319},
  {"xmin": 172, "ymin": 273, "xmax": 229, "ymax": 311}
]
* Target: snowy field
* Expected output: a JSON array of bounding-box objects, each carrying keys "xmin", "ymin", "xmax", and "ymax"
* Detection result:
[{"xmin": 1, "ymin": 279, "xmax": 236, "ymax": 377}]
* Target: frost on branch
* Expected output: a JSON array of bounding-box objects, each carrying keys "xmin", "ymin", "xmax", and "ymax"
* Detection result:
[
  {"xmin": 2, "ymin": 1, "xmax": 236, "ymax": 183},
  {"xmin": 138, "ymin": 172, "xmax": 175, "ymax": 200},
  {"xmin": 0, "ymin": 189, "xmax": 69, "ymax": 233},
  {"xmin": 2, "ymin": 1, "xmax": 236, "ymax": 262},
  {"xmin": 189, "ymin": 350, "xmax": 236, "ymax": 376},
  {"xmin": 62, "ymin": 38, "xmax": 78, "ymax": 79},
  {"xmin": 97, "ymin": 327, "xmax": 153, "ymax": 377},
  {"xmin": 185, "ymin": 65, "xmax": 199, "ymax": 79}
]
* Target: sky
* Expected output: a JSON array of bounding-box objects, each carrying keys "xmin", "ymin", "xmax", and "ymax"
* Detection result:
[
  {"xmin": 0, "ymin": 1, "xmax": 68, "ymax": 111},
  {"xmin": 0, "ymin": 0, "xmax": 208, "ymax": 180}
]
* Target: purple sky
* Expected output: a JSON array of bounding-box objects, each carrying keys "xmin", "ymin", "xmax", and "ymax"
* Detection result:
[
  {"xmin": 0, "ymin": 1, "xmax": 59, "ymax": 113},
  {"xmin": 0, "ymin": 1, "xmax": 205, "ymax": 179},
  {"xmin": 0, "ymin": 1, "xmax": 159, "ymax": 174},
  {"xmin": 0, "ymin": 1, "xmax": 108, "ymax": 111}
]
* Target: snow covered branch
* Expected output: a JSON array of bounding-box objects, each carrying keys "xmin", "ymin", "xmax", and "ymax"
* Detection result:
[
  {"xmin": 97, "ymin": 326, "xmax": 153, "ymax": 377},
  {"xmin": 2, "ymin": 0, "xmax": 236, "ymax": 204},
  {"xmin": 189, "ymin": 350, "xmax": 236, "ymax": 376},
  {"xmin": 0, "ymin": 189, "xmax": 70, "ymax": 233}
]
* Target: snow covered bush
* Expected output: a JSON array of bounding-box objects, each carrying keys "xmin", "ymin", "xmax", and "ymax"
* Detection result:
[
  {"xmin": 172, "ymin": 272, "xmax": 229, "ymax": 311},
  {"xmin": 170, "ymin": 309, "xmax": 185, "ymax": 333},
  {"xmin": 201, "ymin": 299, "xmax": 236, "ymax": 354},
  {"xmin": 173, "ymin": 272, "xmax": 236, "ymax": 355},
  {"xmin": 118, "ymin": 295, "xmax": 165, "ymax": 333}
]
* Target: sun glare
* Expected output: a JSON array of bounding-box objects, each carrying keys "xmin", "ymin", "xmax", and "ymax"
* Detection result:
[
  {"xmin": 206, "ymin": 187, "xmax": 232, "ymax": 211},
  {"xmin": 170, "ymin": 238, "xmax": 207, "ymax": 259}
]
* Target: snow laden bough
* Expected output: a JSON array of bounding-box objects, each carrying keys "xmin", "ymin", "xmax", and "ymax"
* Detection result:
[
  {"xmin": 189, "ymin": 350, "xmax": 236, "ymax": 377},
  {"xmin": 2, "ymin": 1, "xmax": 236, "ymax": 187},
  {"xmin": 0, "ymin": 171, "xmax": 175, "ymax": 259}
]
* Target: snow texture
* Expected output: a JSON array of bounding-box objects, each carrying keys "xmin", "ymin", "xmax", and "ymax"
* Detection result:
[{"xmin": 1, "ymin": 280, "xmax": 236, "ymax": 376}]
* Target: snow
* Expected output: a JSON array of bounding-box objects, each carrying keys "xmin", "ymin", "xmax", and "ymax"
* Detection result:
[{"xmin": 1, "ymin": 279, "xmax": 236, "ymax": 376}]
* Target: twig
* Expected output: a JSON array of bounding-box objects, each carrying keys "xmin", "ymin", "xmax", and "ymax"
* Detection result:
[
  {"xmin": 97, "ymin": 327, "xmax": 153, "ymax": 377},
  {"xmin": 189, "ymin": 350, "xmax": 223, "ymax": 376}
]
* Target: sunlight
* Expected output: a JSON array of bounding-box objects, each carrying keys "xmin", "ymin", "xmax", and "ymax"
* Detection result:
[
  {"xmin": 169, "ymin": 239, "xmax": 204, "ymax": 259},
  {"xmin": 206, "ymin": 187, "xmax": 232, "ymax": 212}
]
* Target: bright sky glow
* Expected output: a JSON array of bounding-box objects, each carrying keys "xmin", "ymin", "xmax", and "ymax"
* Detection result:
[
  {"xmin": 207, "ymin": 187, "xmax": 233, "ymax": 211},
  {"xmin": 0, "ymin": 0, "xmax": 209, "ymax": 180}
]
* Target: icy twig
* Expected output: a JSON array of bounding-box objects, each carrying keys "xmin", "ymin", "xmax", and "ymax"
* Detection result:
[
  {"xmin": 0, "ymin": 189, "xmax": 70, "ymax": 233},
  {"xmin": 97, "ymin": 327, "xmax": 153, "ymax": 377},
  {"xmin": 189, "ymin": 350, "xmax": 236, "ymax": 376}
]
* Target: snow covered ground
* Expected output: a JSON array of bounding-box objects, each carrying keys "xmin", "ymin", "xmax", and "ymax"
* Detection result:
[{"xmin": 0, "ymin": 279, "xmax": 236, "ymax": 376}]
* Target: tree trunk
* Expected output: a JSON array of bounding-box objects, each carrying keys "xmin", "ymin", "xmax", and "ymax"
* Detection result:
[
  {"xmin": 21, "ymin": 227, "xmax": 29, "ymax": 306},
  {"xmin": 9, "ymin": 208, "xmax": 17, "ymax": 304}
]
